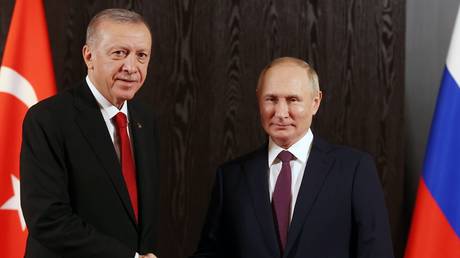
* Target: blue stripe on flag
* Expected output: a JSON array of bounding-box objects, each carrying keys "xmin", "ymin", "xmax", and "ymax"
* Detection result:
[{"xmin": 423, "ymin": 67, "xmax": 460, "ymax": 238}]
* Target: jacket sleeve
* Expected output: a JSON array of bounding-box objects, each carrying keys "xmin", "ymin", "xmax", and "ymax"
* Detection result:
[
  {"xmin": 189, "ymin": 167, "xmax": 225, "ymax": 258},
  {"xmin": 20, "ymin": 106, "xmax": 135, "ymax": 258},
  {"xmin": 351, "ymin": 153, "xmax": 395, "ymax": 258}
]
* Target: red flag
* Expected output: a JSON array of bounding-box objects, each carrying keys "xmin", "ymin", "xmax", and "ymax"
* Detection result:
[{"xmin": 0, "ymin": 0, "xmax": 56, "ymax": 257}]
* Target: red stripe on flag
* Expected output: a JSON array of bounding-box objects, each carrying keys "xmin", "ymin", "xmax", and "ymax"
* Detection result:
[{"xmin": 405, "ymin": 179, "xmax": 460, "ymax": 258}]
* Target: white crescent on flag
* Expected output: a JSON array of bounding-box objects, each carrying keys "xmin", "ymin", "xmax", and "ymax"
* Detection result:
[{"xmin": 0, "ymin": 66, "xmax": 38, "ymax": 108}]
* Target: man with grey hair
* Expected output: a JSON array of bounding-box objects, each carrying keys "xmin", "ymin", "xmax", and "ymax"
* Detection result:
[
  {"xmin": 191, "ymin": 57, "xmax": 394, "ymax": 258},
  {"xmin": 21, "ymin": 8, "xmax": 159, "ymax": 258}
]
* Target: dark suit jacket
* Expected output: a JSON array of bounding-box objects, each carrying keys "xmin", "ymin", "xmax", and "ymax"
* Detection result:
[
  {"xmin": 20, "ymin": 81, "xmax": 159, "ymax": 258},
  {"xmin": 191, "ymin": 137, "xmax": 394, "ymax": 258}
]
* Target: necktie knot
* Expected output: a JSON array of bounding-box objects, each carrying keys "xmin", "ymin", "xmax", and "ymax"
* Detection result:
[
  {"xmin": 277, "ymin": 150, "xmax": 294, "ymax": 163},
  {"xmin": 114, "ymin": 112, "xmax": 128, "ymax": 129}
]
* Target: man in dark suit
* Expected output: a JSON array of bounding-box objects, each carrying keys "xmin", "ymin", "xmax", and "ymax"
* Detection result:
[
  {"xmin": 20, "ymin": 9, "xmax": 158, "ymax": 258},
  {"xmin": 191, "ymin": 57, "xmax": 394, "ymax": 258}
]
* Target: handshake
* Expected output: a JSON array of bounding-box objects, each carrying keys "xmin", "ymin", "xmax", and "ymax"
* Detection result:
[{"xmin": 140, "ymin": 254, "xmax": 157, "ymax": 258}]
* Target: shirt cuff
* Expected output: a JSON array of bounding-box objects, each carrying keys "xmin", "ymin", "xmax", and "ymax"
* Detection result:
[{"xmin": 134, "ymin": 252, "xmax": 139, "ymax": 258}]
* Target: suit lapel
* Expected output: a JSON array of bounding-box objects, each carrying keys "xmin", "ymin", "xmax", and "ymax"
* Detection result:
[
  {"xmin": 284, "ymin": 138, "xmax": 335, "ymax": 257},
  {"xmin": 73, "ymin": 83, "xmax": 137, "ymax": 226},
  {"xmin": 128, "ymin": 102, "xmax": 155, "ymax": 235},
  {"xmin": 244, "ymin": 146, "xmax": 280, "ymax": 256}
]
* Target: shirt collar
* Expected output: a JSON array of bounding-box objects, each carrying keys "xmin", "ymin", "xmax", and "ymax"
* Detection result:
[
  {"xmin": 86, "ymin": 75, "xmax": 128, "ymax": 119},
  {"xmin": 268, "ymin": 129, "xmax": 314, "ymax": 166}
]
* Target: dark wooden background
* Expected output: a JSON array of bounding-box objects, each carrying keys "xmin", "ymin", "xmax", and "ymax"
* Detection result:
[{"xmin": 0, "ymin": 0, "xmax": 406, "ymax": 257}]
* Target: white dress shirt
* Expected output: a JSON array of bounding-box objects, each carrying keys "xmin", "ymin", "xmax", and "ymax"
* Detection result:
[
  {"xmin": 268, "ymin": 129, "xmax": 314, "ymax": 220},
  {"xmin": 86, "ymin": 76, "xmax": 139, "ymax": 258}
]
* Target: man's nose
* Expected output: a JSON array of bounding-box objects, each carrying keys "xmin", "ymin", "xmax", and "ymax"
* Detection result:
[
  {"xmin": 274, "ymin": 100, "xmax": 289, "ymax": 118},
  {"xmin": 122, "ymin": 54, "xmax": 137, "ymax": 74}
]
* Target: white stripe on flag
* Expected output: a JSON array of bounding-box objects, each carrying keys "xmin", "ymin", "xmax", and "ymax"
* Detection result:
[{"xmin": 447, "ymin": 5, "xmax": 460, "ymax": 86}]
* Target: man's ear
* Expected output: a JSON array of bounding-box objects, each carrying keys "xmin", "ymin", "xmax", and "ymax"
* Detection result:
[
  {"xmin": 312, "ymin": 90, "xmax": 322, "ymax": 115},
  {"xmin": 82, "ymin": 45, "xmax": 93, "ymax": 69}
]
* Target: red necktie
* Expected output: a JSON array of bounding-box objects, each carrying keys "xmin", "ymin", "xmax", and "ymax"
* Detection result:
[
  {"xmin": 114, "ymin": 112, "xmax": 138, "ymax": 222},
  {"xmin": 272, "ymin": 150, "xmax": 294, "ymax": 254}
]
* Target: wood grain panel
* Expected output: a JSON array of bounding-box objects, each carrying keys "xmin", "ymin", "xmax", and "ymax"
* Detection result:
[
  {"xmin": 0, "ymin": 0, "xmax": 15, "ymax": 61},
  {"xmin": 157, "ymin": 1, "xmax": 203, "ymax": 257}
]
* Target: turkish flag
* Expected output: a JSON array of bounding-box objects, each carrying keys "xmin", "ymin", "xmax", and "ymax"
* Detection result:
[{"xmin": 0, "ymin": 0, "xmax": 56, "ymax": 257}]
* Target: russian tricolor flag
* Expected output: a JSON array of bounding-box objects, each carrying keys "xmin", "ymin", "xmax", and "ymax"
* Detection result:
[{"xmin": 405, "ymin": 5, "xmax": 460, "ymax": 258}]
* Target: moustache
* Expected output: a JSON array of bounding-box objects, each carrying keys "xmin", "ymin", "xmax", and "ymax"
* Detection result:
[{"xmin": 115, "ymin": 76, "xmax": 140, "ymax": 82}]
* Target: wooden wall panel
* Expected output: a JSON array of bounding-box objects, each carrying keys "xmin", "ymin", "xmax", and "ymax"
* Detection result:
[{"xmin": 0, "ymin": 0, "xmax": 406, "ymax": 257}]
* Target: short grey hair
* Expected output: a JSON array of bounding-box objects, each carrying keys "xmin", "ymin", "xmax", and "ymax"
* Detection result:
[
  {"xmin": 86, "ymin": 8, "xmax": 151, "ymax": 46},
  {"xmin": 256, "ymin": 57, "xmax": 320, "ymax": 93}
]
